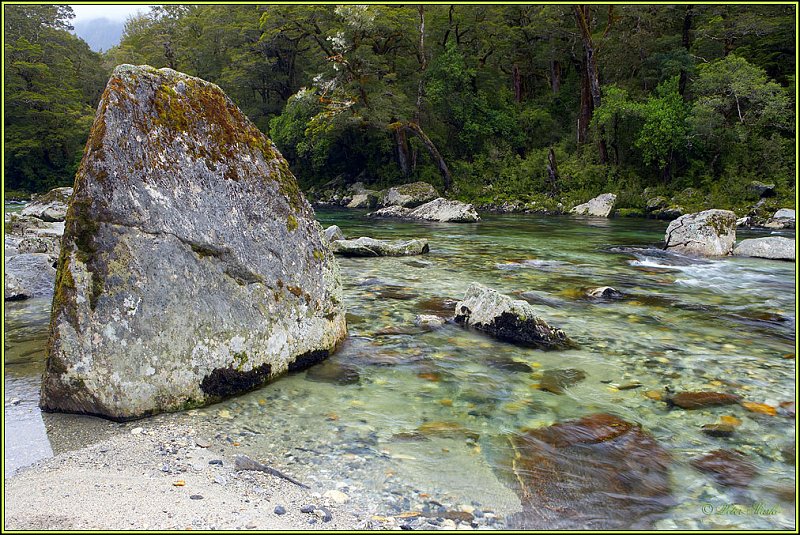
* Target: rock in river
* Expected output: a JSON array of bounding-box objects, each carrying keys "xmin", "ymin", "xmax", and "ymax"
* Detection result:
[
  {"xmin": 454, "ymin": 282, "xmax": 572, "ymax": 349},
  {"xmin": 323, "ymin": 225, "xmax": 345, "ymax": 243},
  {"xmin": 4, "ymin": 253, "xmax": 57, "ymax": 300},
  {"xmin": 503, "ymin": 413, "xmax": 672, "ymax": 529},
  {"xmin": 570, "ymin": 193, "xmax": 617, "ymax": 218},
  {"xmin": 330, "ymin": 237, "xmax": 429, "ymax": 257},
  {"xmin": 539, "ymin": 368, "xmax": 587, "ymax": 394},
  {"xmin": 40, "ymin": 65, "xmax": 346, "ymax": 420},
  {"xmin": 20, "ymin": 187, "xmax": 73, "ymax": 222},
  {"xmin": 665, "ymin": 391, "xmax": 741, "ymax": 410},
  {"xmin": 369, "ymin": 198, "xmax": 480, "ymax": 222},
  {"xmin": 381, "ymin": 181, "xmax": 438, "ymax": 208},
  {"xmin": 733, "ymin": 237, "xmax": 795, "ymax": 261},
  {"xmin": 664, "ymin": 209, "xmax": 737, "ymax": 257},
  {"xmin": 690, "ymin": 449, "xmax": 758, "ymax": 488}
]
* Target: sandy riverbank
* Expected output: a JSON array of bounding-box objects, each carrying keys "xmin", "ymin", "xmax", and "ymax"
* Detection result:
[{"xmin": 4, "ymin": 420, "xmax": 373, "ymax": 530}]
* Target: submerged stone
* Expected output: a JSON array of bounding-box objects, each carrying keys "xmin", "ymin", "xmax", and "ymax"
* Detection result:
[
  {"xmin": 690, "ymin": 449, "xmax": 758, "ymax": 488},
  {"xmin": 539, "ymin": 368, "xmax": 587, "ymax": 394},
  {"xmin": 665, "ymin": 391, "xmax": 741, "ymax": 410},
  {"xmin": 454, "ymin": 282, "xmax": 572, "ymax": 350},
  {"xmin": 503, "ymin": 413, "xmax": 672, "ymax": 529},
  {"xmin": 40, "ymin": 65, "xmax": 346, "ymax": 420}
]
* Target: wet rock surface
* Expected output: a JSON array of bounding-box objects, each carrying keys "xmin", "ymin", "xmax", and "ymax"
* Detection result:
[
  {"xmin": 40, "ymin": 65, "xmax": 346, "ymax": 420},
  {"xmin": 502, "ymin": 413, "xmax": 672, "ymax": 529},
  {"xmin": 665, "ymin": 392, "xmax": 741, "ymax": 410},
  {"xmin": 539, "ymin": 368, "xmax": 587, "ymax": 394},
  {"xmin": 454, "ymin": 282, "xmax": 572, "ymax": 349},
  {"xmin": 664, "ymin": 209, "xmax": 737, "ymax": 257},
  {"xmin": 690, "ymin": 449, "xmax": 758, "ymax": 488}
]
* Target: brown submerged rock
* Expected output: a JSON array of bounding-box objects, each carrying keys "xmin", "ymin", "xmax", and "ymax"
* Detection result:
[
  {"xmin": 539, "ymin": 368, "xmax": 587, "ymax": 394},
  {"xmin": 690, "ymin": 449, "xmax": 758, "ymax": 488},
  {"xmin": 666, "ymin": 391, "xmax": 741, "ymax": 410},
  {"xmin": 504, "ymin": 413, "xmax": 672, "ymax": 529}
]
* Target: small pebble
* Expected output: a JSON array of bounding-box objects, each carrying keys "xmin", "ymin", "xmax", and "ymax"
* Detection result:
[
  {"xmin": 208, "ymin": 459, "xmax": 223, "ymax": 465},
  {"xmin": 189, "ymin": 494, "xmax": 204, "ymax": 500},
  {"xmin": 130, "ymin": 427, "xmax": 143, "ymax": 435},
  {"xmin": 274, "ymin": 506, "xmax": 286, "ymax": 515},
  {"xmin": 245, "ymin": 523, "xmax": 257, "ymax": 529},
  {"xmin": 300, "ymin": 504, "xmax": 315, "ymax": 513},
  {"xmin": 314, "ymin": 507, "xmax": 333, "ymax": 523},
  {"xmin": 160, "ymin": 464, "xmax": 170, "ymax": 473}
]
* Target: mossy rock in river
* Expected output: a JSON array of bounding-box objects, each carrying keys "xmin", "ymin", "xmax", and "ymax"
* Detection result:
[{"xmin": 41, "ymin": 65, "xmax": 346, "ymax": 421}]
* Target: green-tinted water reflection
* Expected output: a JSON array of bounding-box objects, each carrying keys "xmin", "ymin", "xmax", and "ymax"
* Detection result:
[{"xmin": 4, "ymin": 210, "xmax": 795, "ymax": 528}]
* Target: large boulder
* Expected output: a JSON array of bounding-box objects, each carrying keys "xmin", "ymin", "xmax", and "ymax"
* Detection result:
[
  {"xmin": 370, "ymin": 198, "xmax": 480, "ymax": 223},
  {"xmin": 323, "ymin": 225, "xmax": 345, "ymax": 243},
  {"xmin": 454, "ymin": 282, "xmax": 572, "ymax": 349},
  {"xmin": 570, "ymin": 193, "xmax": 617, "ymax": 217},
  {"xmin": 664, "ymin": 209, "xmax": 737, "ymax": 257},
  {"xmin": 764, "ymin": 208, "xmax": 795, "ymax": 229},
  {"xmin": 734, "ymin": 237, "xmax": 795, "ymax": 261},
  {"xmin": 20, "ymin": 187, "xmax": 73, "ymax": 222},
  {"xmin": 4, "ymin": 254, "xmax": 57, "ymax": 300},
  {"xmin": 346, "ymin": 192, "xmax": 378, "ymax": 209},
  {"xmin": 40, "ymin": 65, "xmax": 347, "ymax": 421},
  {"xmin": 502, "ymin": 414, "xmax": 672, "ymax": 529},
  {"xmin": 330, "ymin": 237, "xmax": 429, "ymax": 257},
  {"xmin": 381, "ymin": 181, "xmax": 438, "ymax": 208}
]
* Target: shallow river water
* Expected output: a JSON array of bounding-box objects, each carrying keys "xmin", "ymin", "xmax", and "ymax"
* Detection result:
[{"xmin": 4, "ymin": 208, "xmax": 796, "ymax": 529}]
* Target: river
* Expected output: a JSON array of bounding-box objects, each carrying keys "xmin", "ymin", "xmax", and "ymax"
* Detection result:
[{"xmin": 4, "ymin": 208, "xmax": 795, "ymax": 529}]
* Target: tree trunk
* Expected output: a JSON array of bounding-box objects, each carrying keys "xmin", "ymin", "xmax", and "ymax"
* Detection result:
[
  {"xmin": 513, "ymin": 64, "xmax": 522, "ymax": 102},
  {"xmin": 391, "ymin": 121, "xmax": 452, "ymax": 193},
  {"xmin": 546, "ymin": 147, "xmax": 560, "ymax": 197},
  {"xmin": 550, "ymin": 59, "xmax": 561, "ymax": 94},
  {"xmin": 415, "ymin": 5, "xmax": 427, "ymax": 123},
  {"xmin": 395, "ymin": 128, "xmax": 411, "ymax": 177},
  {"xmin": 577, "ymin": 59, "xmax": 592, "ymax": 145},
  {"xmin": 678, "ymin": 5, "xmax": 693, "ymax": 96},
  {"xmin": 574, "ymin": 4, "xmax": 608, "ymax": 163}
]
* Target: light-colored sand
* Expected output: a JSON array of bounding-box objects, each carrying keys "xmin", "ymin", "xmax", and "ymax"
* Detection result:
[{"xmin": 4, "ymin": 421, "xmax": 373, "ymax": 530}]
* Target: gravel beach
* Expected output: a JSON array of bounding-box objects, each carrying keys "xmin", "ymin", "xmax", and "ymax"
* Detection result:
[{"xmin": 4, "ymin": 420, "xmax": 372, "ymax": 530}]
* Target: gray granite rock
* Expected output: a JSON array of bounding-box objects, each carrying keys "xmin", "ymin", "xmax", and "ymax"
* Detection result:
[
  {"xmin": 664, "ymin": 209, "xmax": 737, "ymax": 257},
  {"xmin": 330, "ymin": 237, "xmax": 429, "ymax": 257},
  {"xmin": 734, "ymin": 237, "xmax": 795, "ymax": 261},
  {"xmin": 570, "ymin": 193, "xmax": 617, "ymax": 217},
  {"xmin": 40, "ymin": 65, "xmax": 346, "ymax": 420}
]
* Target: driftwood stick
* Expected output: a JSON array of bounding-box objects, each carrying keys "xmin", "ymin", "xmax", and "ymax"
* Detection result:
[{"xmin": 234, "ymin": 454, "xmax": 310, "ymax": 489}]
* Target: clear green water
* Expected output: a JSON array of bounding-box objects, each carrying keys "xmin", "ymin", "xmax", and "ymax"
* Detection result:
[{"xmin": 4, "ymin": 209, "xmax": 795, "ymax": 529}]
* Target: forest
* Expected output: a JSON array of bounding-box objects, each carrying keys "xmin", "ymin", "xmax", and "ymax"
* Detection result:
[{"xmin": 4, "ymin": 4, "xmax": 796, "ymax": 213}]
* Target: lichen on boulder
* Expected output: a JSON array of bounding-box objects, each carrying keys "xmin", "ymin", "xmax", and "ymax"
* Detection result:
[
  {"xmin": 664, "ymin": 209, "xmax": 737, "ymax": 257},
  {"xmin": 40, "ymin": 65, "xmax": 346, "ymax": 421}
]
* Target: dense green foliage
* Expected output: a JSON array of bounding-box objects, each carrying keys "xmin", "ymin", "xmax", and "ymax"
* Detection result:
[
  {"xmin": 4, "ymin": 5, "xmax": 106, "ymax": 193},
  {"xmin": 4, "ymin": 4, "xmax": 796, "ymax": 212}
]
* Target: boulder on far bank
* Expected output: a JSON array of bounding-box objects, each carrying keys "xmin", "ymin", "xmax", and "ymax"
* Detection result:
[
  {"xmin": 734, "ymin": 237, "xmax": 795, "ymax": 261},
  {"xmin": 763, "ymin": 208, "xmax": 795, "ymax": 229},
  {"xmin": 381, "ymin": 181, "xmax": 438, "ymax": 208},
  {"xmin": 664, "ymin": 209, "xmax": 737, "ymax": 257},
  {"xmin": 330, "ymin": 237, "xmax": 429, "ymax": 257},
  {"xmin": 570, "ymin": 193, "xmax": 617, "ymax": 218},
  {"xmin": 20, "ymin": 187, "xmax": 73, "ymax": 222},
  {"xmin": 454, "ymin": 282, "xmax": 572, "ymax": 350}
]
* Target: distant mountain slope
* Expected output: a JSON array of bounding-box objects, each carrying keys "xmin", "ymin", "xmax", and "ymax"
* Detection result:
[{"xmin": 73, "ymin": 17, "xmax": 124, "ymax": 52}]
